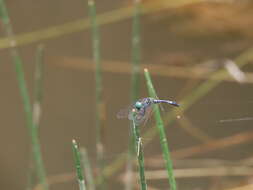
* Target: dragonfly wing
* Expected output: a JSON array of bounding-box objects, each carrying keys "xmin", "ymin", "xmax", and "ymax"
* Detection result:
[
  {"xmin": 142, "ymin": 106, "xmax": 154, "ymax": 126},
  {"xmin": 116, "ymin": 106, "xmax": 132, "ymax": 119},
  {"xmin": 134, "ymin": 113, "xmax": 146, "ymax": 125},
  {"xmin": 132, "ymin": 105, "xmax": 153, "ymax": 126}
]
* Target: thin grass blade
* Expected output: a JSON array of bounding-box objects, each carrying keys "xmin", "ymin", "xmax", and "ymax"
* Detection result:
[
  {"xmin": 72, "ymin": 140, "xmax": 87, "ymax": 190},
  {"xmin": 87, "ymin": 0, "xmax": 106, "ymax": 189},
  {"xmin": 0, "ymin": 1, "xmax": 49, "ymax": 190},
  {"xmin": 132, "ymin": 119, "xmax": 147, "ymax": 190},
  {"xmin": 26, "ymin": 44, "xmax": 46, "ymax": 190},
  {"xmin": 80, "ymin": 147, "xmax": 95, "ymax": 190},
  {"xmin": 33, "ymin": 44, "xmax": 45, "ymax": 127},
  {"xmin": 144, "ymin": 68, "xmax": 177, "ymax": 190},
  {"xmin": 126, "ymin": 0, "xmax": 142, "ymax": 188}
]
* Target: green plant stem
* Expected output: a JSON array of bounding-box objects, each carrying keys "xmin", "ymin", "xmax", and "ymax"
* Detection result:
[
  {"xmin": 26, "ymin": 44, "xmax": 45, "ymax": 190},
  {"xmin": 72, "ymin": 140, "xmax": 86, "ymax": 190},
  {"xmin": 33, "ymin": 44, "xmax": 44, "ymax": 127},
  {"xmin": 0, "ymin": 1, "xmax": 49, "ymax": 190},
  {"xmin": 132, "ymin": 120, "xmax": 147, "ymax": 190},
  {"xmin": 144, "ymin": 68, "xmax": 177, "ymax": 190},
  {"xmin": 126, "ymin": 0, "xmax": 141, "ymax": 190},
  {"xmin": 131, "ymin": 0, "xmax": 141, "ymax": 101},
  {"xmin": 26, "ymin": 161, "xmax": 36, "ymax": 190},
  {"xmin": 80, "ymin": 148, "xmax": 95, "ymax": 190},
  {"xmin": 87, "ymin": 0, "xmax": 105, "ymax": 188}
]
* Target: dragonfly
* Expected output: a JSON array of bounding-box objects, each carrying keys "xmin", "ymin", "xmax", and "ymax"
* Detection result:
[{"xmin": 117, "ymin": 97, "xmax": 180, "ymax": 125}]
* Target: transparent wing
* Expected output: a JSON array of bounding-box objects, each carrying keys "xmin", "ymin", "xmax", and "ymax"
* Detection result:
[
  {"xmin": 117, "ymin": 99, "xmax": 141, "ymax": 120},
  {"xmin": 132, "ymin": 105, "xmax": 153, "ymax": 126},
  {"xmin": 142, "ymin": 106, "xmax": 154, "ymax": 126},
  {"xmin": 132, "ymin": 114, "xmax": 145, "ymax": 125},
  {"xmin": 116, "ymin": 106, "xmax": 132, "ymax": 119},
  {"xmin": 117, "ymin": 98, "xmax": 155, "ymax": 126}
]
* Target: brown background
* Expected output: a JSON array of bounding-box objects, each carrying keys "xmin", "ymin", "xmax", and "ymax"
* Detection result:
[{"xmin": 1, "ymin": 0, "xmax": 253, "ymax": 189}]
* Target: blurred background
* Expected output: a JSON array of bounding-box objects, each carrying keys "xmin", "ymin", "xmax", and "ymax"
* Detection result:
[{"xmin": 1, "ymin": 0, "xmax": 253, "ymax": 189}]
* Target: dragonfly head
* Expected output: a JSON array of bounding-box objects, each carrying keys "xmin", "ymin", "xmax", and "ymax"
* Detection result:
[{"xmin": 135, "ymin": 101, "xmax": 143, "ymax": 110}]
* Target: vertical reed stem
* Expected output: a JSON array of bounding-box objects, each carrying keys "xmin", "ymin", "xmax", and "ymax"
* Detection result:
[
  {"xmin": 33, "ymin": 44, "xmax": 44, "ymax": 127},
  {"xmin": 144, "ymin": 68, "xmax": 177, "ymax": 190},
  {"xmin": 126, "ymin": 1, "xmax": 141, "ymax": 189},
  {"xmin": 26, "ymin": 44, "xmax": 45, "ymax": 190},
  {"xmin": 87, "ymin": 0, "xmax": 105, "ymax": 188},
  {"xmin": 132, "ymin": 119, "xmax": 147, "ymax": 190},
  {"xmin": 72, "ymin": 140, "xmax": 87, "ymax": 190},
  {"xmin": 80, "ymin": 148, "xmax": 95, "ymax": 190},
  {"xmin": 0, "ymin": 1, "xmax": 48, "ymax": 190},
  {"xmin": 131, "ymin": 0, "xmax": 141, "ymax": 102}
]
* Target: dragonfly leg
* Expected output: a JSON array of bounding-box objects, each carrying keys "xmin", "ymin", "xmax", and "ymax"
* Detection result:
[{"xmin": 137, "ymin": 137, "xmax": 142, "ymax": 157}]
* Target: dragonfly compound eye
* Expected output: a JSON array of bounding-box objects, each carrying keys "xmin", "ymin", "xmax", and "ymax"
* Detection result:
[{"xmin": 135, "ymin": 101, "xmax": 142, "ymax": 110}]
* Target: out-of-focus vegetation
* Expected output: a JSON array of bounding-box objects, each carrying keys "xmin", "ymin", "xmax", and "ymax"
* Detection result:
[{"xmin": 1, "ymin": 0, "xmax": 253, "ymax": 190}]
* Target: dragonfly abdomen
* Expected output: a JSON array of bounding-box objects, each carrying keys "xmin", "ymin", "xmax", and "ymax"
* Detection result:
[{"xmin": 153, "ymin": 99, "xmax": 180, "ymax": 107}]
